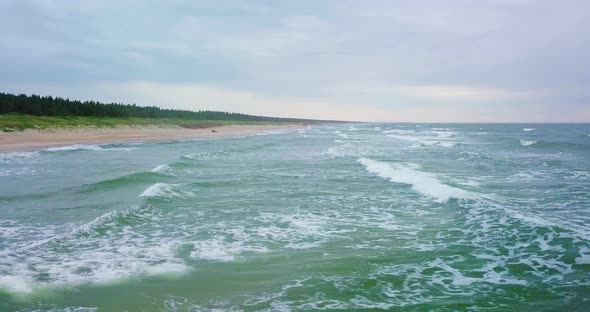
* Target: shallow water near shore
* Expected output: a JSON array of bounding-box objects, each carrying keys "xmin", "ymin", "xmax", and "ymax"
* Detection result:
[{"xmin": 1, "ymin": 123, "xmax": 590, "ymax": 311}]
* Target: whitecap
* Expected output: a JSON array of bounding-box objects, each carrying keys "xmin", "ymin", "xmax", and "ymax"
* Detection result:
[
  {"xmin": 387, "ymin": 135, "xmax": 456, "ymax": 147},
  {"xmin": 431, "ymin": 130, "xmax": 456, "ymax": 138},
  {"xmin": 357, "ymin": 158, "xmax": 475, "ymax": 202},
  {"xmin": 381, "ymin": 129, "xmax": 415, "ymax": 134},
  {"xmin": 150, "ymin": 163, "xmax": 174, "ymax": 175},
  {"xmin": 520, "ymin": 139, "xmax": 537, "ymax": 146},
  {"xmin": 523, "ymin": 128, "xmax": 536, "ymax": 132},
  {"xmin": 333, "ymin": 131, "xmax": 349, "ymax": 139},
  {"xmin": 139, "ymin": 183, "xmax": 193, "ymax": 198}
]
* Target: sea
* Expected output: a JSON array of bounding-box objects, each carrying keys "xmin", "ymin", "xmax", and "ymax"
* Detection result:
[{"xmin": 1, "ymin": 123, "xmax": 589, "ymax": 311}]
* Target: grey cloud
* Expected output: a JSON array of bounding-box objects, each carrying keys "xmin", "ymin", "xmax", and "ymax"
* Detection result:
[{"xmin": 1, "ymin": 0, "xmax": 589, "ymax": 121}]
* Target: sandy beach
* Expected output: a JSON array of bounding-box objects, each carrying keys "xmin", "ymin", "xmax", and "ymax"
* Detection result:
[{"xmin": 0, "ymin": 124, "xmax": 301, "ymax": 153}]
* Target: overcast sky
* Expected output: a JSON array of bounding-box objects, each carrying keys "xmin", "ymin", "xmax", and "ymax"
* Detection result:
[{"xmin": 1, "ymin": 0, "xmax": 589, "ymax": 122}]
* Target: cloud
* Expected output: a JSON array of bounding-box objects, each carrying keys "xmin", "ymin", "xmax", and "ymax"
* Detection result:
[
  {"xmin": 0, "ymin": 1, "xmax": 589, "ymax": 122},
  {"xmin": 324, "ymin": 82, "xmax": 550, "ymax": 101}
]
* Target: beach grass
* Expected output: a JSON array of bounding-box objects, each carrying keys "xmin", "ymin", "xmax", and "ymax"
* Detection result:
[{"xmin": 0, "ymin": 113, "xmax": 298, "ymax": 132}]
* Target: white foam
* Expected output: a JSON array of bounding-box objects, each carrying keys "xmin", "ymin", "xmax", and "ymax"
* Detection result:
[
  {"xmin": 0, "ymin": 167, "xmax": 37, "ymax": 176},
  {"xmin": 327, "ymin": 144, "xmax": 352, "ymax": 158},
  {"xmin": 46, "ymin": 144, "xmax": 104, "ymax": 152},
  {"xmin": 382, "ymin": 129, "xmax": 415, "ymax": 134},
  {"xmin": 387, "ymin": 135, "xmax": 456, "ymax": 147},
  {"xmin": 431, "ymin": 130, "xmax": 456, "ymax": 138},
  {"xmin": 139, "ymin": 183, "xmax": 193, "ymax": 198},
  {"xmin": 0, "ymin": 151, "xmax": 39, "ymax": 163},
  {"xmin": 249, "ymin": 212, "xmax": 348, "ymax": 250},
  {"xmin": 44, "ymin": 144, "xmax": 132, "ymax": 152},
  {"xmin": 326, "ymin": 143, "xmax": 372, "ymax": 158},
  {"xmin": 333, "ymin": 131, "xmax": 349, "ymax": 139},
  {"xmin": 0, "ymin": 214, "xmax": 188, "ymax": 293},
  {"xmin": 140, "ymin": 183, "xmax": 172, "ymax": 197},
  {"xmin": 458, "ymin": 179, "xmax": 482, "ymax": 187},
  {"xmin": 520, "ymin": 139, "xmax": 537, "ymax": 146},
  {"xmin": 190, "ymin": 238, "xmax": 268, "ymax": 261},
  {"xmin": 435, "ymin": 141, "xmax": 456, "ymax": 148},
  {"xmin": 523, "ymin": 128, "xmax": 536, "ymax": 132},
  {"xmin": 576, "ymin": 247, "xmax": 590, "ymax": 264},
  {"xmin": 150, "ymin": 163, "xmax": 174, "ymax": 175},
  {"xmin": 358, "ymin": 158, "xmax": 474, "ymax": 202},
  {"xmin": 0, "ymin": 274, "xmax": 35, "ymax": 293},
  {"xmin": 254, "ymin": 130, "xmax": 285, "ymax": 136}
]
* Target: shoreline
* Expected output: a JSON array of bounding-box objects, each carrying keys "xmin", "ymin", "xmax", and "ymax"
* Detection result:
[{"xmin": 0, "ymin": 124, "xmax": 302, "ymax": 153}]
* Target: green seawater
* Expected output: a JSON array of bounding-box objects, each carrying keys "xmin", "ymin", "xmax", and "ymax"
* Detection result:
[{"xmin": 1, "ymin": 124, "xmax": 589, "ymax": 311}]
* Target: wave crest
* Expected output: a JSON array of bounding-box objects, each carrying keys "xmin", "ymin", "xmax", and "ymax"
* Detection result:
[{"xmin": 358, "ymin": 158, "xmax": 474, "ymax": 202}]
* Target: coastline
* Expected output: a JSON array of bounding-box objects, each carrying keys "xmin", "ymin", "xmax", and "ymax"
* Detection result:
[{"xmin": 0, "ymin": 124, "xmax": 302, "ymax": 153}]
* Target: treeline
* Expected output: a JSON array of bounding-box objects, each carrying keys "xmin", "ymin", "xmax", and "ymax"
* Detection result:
[{"xmin": 0, "ymin": 92, "xmax": 315, "ymax": 122}]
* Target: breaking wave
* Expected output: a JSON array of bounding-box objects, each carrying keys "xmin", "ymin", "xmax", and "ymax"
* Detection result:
[
  {"xmin": 520, "ymin": 139, "xmax": 538, "ymax": 146},
  {"xmin": 139, "ymin": 183, "xmax": 194, "ymax": 198},
  {"xmin": 357, "ymin": 158, "xmax": 475, "ymax": 202},
  {"xmin": 44, "ymin": 144, "xmax": 132, "ymax": 152}
]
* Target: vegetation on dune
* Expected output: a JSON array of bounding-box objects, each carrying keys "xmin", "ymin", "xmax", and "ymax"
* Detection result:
[
  {"xmin": 0, "ymin": 114, "xmax": 295, "ymax": 132},
  {"xmin": 0, "ymin": 92, "xmax": 327, "ymax": 131}
]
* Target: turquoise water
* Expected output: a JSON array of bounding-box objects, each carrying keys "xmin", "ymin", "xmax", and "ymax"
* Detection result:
[{"xmin": 1, "ymin": 124, "xmax": 589, "ymax": 311}]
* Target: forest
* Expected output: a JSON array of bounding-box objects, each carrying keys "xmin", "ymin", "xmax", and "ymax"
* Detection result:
[{"xmin": 0, "ymin": 92, "xmax": 315, "ymax": 123}]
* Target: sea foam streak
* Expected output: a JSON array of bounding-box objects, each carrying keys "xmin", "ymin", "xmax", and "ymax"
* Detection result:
[{"xmin": 358, "ymin": 158, "xmax": 474, "ymax": 202}]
